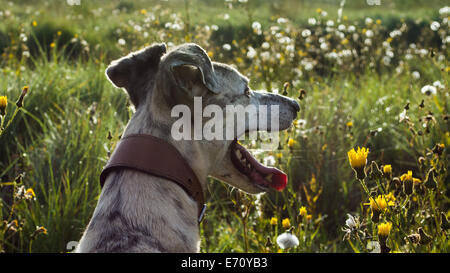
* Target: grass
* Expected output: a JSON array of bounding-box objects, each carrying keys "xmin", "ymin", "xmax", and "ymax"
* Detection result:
[{"xmin": 0, "ymin": 0, "xmax": 449, "ymax": 253}]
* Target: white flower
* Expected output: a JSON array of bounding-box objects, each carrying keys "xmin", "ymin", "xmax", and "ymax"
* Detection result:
[
  {"xmin": 326, "ymin": 20, "xmax": 334, "ymax": 27},
  {"xmin": 421, "ymin": 85, "xmax": 437, "ymax": 95},
  {"xmin": 261, "ymin": 42, "xmax": 270, "ymax": 49},
  {"xmin": 223, "ymin": 13, "xmax": 229, "ymax": 20},
  {"xmin": 260, "ymin": 51, "xmax": 270, "ymax": 61},
  {"xmin": 301, "ymin": 29, "xmax": 311, "ymax": 37},
  {"xmin": 367, "ymin": 241, "xmax": 381, "ymax": 253},
  {"xmin": 433, "ymin": 80, "xmax": 445, "ymax": 89},
  {"xmin": 430, "ymin": 21, "xmax": 440, "ymax": 31},
  {"xmin": 277, "ymin": 17, "xmax": 288, "ymax": 24},
  {"xmin": 399, "ymin": 109, "xmax": 409, "ymax": 123},
  {"xmin": 22, "ymin": 51, "xmax": 30, "ymax": 58},
  {"xmin": 308, "ymin": 18, "xmax": 317, "ymax": 25},
  {"xmin": 365, "ymin": 17, "xmax": 373, "ymax": 25},
  {"xmin": 365, "ymin": 30, "xmax": 374, "ymax": 37},
  {"xmin": 222, "ymin": 44, "xmax": 231, "ymax": 51},
  {"xmin": 252, "ymin": 21, "xmax": 261, "ymax": 30},
  {"xmin": 117, "ymin": 38, "xmax": 126, "ymax": 45},
  {"xmin": 320, "ymin": 42, "xmax": 329, "ymax": 51},
  {"xmin": 364, "ymin": 38, "xmax": 372, "ymax": 46},
  {"xmin": 439, "ymin": 6, "xmax": 450, "ymax": 15},
  {"xmin": 211, "ymin": 24, "xmax": 219, "ymax": 31},
  {"xmin": 412, "ymin": 71, "xmax": 420, "ymax": 79},
  {"xmin": 345, "ymin": 214, "xmax": 357, "ymax": 229},
  {"xmin": 321, "ymin": 11, "xmax": 328, "ymax": 17},
  {"xmin": 276, "ymin": 232, "xmax": 299, "ymax": 249},
  {"xmin": 263, "ymin": 155, "xmax": 276, "ymax": 166},
  {"xmin": 246, "ymin": 46, "xmax": 257, "ymax": 59},
  {"xmin": 348, "ymin": 25, "xmax": 356, "ymax": 32},
  {"xmin": 338, "ymin": 24, "xmax": 346, "ymax": 31}
]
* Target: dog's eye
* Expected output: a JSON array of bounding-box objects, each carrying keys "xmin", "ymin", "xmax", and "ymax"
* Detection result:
[{"xmin": 244, "ymin": 87, "xmax": 250, "ymax": 97}]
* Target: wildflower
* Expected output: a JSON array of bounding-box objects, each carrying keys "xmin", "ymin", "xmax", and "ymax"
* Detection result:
[
  {"xmin": 276, "ymin": 230, "xmax": 299, "ymax": 250},
  {"xmin": 377, "ymin": 222, "xmax": 392, "ymax": 253},
  {"xmin": 34, "ymin": 226, "xmax": 48, "ymax": 236},
  {"xmin": 263, "ymin": 155, "xmax": 276, "ymax": 166},
  {"xmin": 298, "ymin": 89, "xmax": 306, "ymax": 100},
  {"xmin": 306, "ymin": 214, "xmax": 312, "ymax": 221},
  {"xmin": 50, "ymin": 42, "xmax": 56, "ymax": 48},
  {"xmin": 140, "ymin": 9, "xmax": 147, "ymax": 15},
  {"xmin": 24, "ymin": 188, "xmax": 35, "ymax": 200},
  {"xmin": 222, "ymin": 44, "xmax": 231, "ymax": 51},
  {"xmin": 383, "ymin": 164, "xmax": 392, "ymax": 175},
  {"xmin": 430, "ymin": 21, "xmax": 440, "ymax": 31},
  {"xmin": 282, "ymin": 218, "xmax": 291, "ymax": 228},
  {"xmin": 0, "ymin": 95, "xmax": 7, "ymax": 115},
  {"xmin": 347, "ymin": 147, "xmax": 369, "ymax": 180},
  {"xmin": 6, "ymin": 220, "xmax": 19, "ymax": 232},
  {"xmin": 270, "ymin": 217, "xmax": 278, "ymax": 225},
  {"xmin": 421, "ymin": 85, "xmax": 437, "ymax": 96},
  {"xmin": 118, "ymin": 38, "xmax": 126, "ymax": 46},
  {"xmin": 32, "ymin": 20, "xmax": 37, "ymax": 27},
  {"xmin": 400, "ymin": 170, "xmax": 414, "ymax": 195},
  {"xmin": 299, "ymin": 206, "xmax": 307, "ymax": 217},
  {"xmin": 16, "ymin": 86, "xmax": 29, "ymax": 108},
  {"xmin": 377, "ymin": 222, "xmax": 392, "ymax": 240},
  {"xmin": 275, "ymin": 152, "xmax": 283, "ymax": 159},
  {"xmin": 432, "ymin": 143, "xmax": 444, "ymax": 156},
  {"xmin": 287, "ymin": 138, "xmax": 296, "ymax": 148},
  {"xmin": 346, "ymin": 121, "xmax": 353, "ymax": 128}
]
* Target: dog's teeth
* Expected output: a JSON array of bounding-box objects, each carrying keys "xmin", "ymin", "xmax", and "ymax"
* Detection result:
[
  {"xmin": 247, "ymin": 163, "xmax": 252, "ymax": 169},
  {"xmin": 235, "ymin": 150, "xmax": 242, "ymax": 159}
]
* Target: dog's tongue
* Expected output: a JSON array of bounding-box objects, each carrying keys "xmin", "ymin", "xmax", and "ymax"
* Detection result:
[{"xmin": 232, "ymin": 141, "xmax": 288, "ymax": 191}]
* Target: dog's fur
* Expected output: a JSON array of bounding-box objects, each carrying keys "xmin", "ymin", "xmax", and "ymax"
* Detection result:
[{"xmin": 75, "ymin": 43, "xmax": 299, "ymax": 252}]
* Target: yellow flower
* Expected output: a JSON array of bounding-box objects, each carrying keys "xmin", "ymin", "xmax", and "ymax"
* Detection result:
[
  {"xmin": 413, "ymin": 178, "xmax": 421, "ymax": 185},
  {"xmin": 270, "ymin": 217, "xmax": 278, "ymax": 225},
  {"xmin": 24, "ymin": 188, "xmax": 35, "ymax": 200},
  {"xmin": 50, "ymin": 42, "xmax": 56, "ymax": 48},
  {"xmin": 386, "ymin": 37, "xmax": 393, "ymax": 43},
  {"xmin": 376, "ymin": 19, "xmax": 382, "ymax": 25},
  {"xmin": 366, "ymin": 195, "xmax": 394, "ymax": 212},
  {"xmin": 0, "ymin": 95, "xmax": 7, "ymax": 115},
  {"xmin": 400, "ymin": 170, "xmax": 413, "ymax": 182},
  {"xmin": 383, "ymin": 164, "xmax": 392, "ymax": 174},
  {"xmin": 299, "ymin": 206, "xmax": 307, "ymax": 217},
  {"xmin": 35, "ymin": 226, "xmax": 48, "ymax": 235},
  {"xmin": 57, "ymin": 31, "xmax": 62, "ymax": 36},
  {"xmin": 316, "ymin": 8, "xmax": 322, "ymax": 13},
  {"xmin": 306, "ymin": 214, "xmax": 312, "ymax": 221},
  {"xmin": 140, "ymin": 9, "xmax": 147, "ymax": 15},
  {"xmin": 275, "ymin": 152, "xmax": 283, "ymax": 159},
  {"xmin": 346, "ymin": 121, "xmax": 353, "ymax": 128},
  {"xmin": 347, "ymin": 147, "xmax": 369, "ymax": 169},
  {"xmin": 32, "ymin": 21, "xmax": 37, "ymax": 27},
  {"xmin": 341, "ymin": 38, "xmax": 349, "ymax": 45},
  {"xmin": 282, "ymin": 218, "xmax": 291, "ymax": 228},
  {"xmin": 287, "ymin": 138, "xmax": 296, "ymax": 148},
  {"xmin": 377, "ymin": 222, "xmax": 392, "ymax": 238}
]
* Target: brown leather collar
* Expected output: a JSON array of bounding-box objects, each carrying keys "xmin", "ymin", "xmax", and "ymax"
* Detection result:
[{"xmin": 100, "ymin": 134, "xmax": 206, "ymax": 222}]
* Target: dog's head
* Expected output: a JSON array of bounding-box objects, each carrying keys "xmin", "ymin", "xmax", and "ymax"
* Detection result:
[{"xmin": 106, "ymin": 43, "xmax": 299, "ymax": 194}]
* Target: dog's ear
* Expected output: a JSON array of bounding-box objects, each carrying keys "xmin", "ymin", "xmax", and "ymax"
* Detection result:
[
  {"xmin": 106, "ymin": 43, "xmax": 167, "ymax": 107},
  {"xmin": 167, "ymin": 43, "xmax": 220, "ymax": 95}
]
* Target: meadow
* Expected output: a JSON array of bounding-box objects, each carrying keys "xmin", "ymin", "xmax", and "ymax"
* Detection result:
[{"xmin": 0, "ymin": 0, "xmax": 448, "ymax": 253}]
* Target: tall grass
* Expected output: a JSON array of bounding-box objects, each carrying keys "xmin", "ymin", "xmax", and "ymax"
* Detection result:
[{"xmin": 0, "ymin": 0, "xmax": 448, "ymax": 252}]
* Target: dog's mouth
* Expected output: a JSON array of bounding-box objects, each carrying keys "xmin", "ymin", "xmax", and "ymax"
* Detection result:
[{"xmin": 230, "ymin": 139, "xmax": 287, "ymax": 191}]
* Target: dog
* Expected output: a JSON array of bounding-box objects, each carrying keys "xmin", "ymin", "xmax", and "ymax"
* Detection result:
[{"xmin": 75, "ymin": 43, "xmax": 300, "ymax": 252}]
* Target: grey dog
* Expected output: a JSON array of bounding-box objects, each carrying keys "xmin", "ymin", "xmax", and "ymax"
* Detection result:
[{"xmin": 75, "ymin": 43, "xmax": 299, "ymax": 252}]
